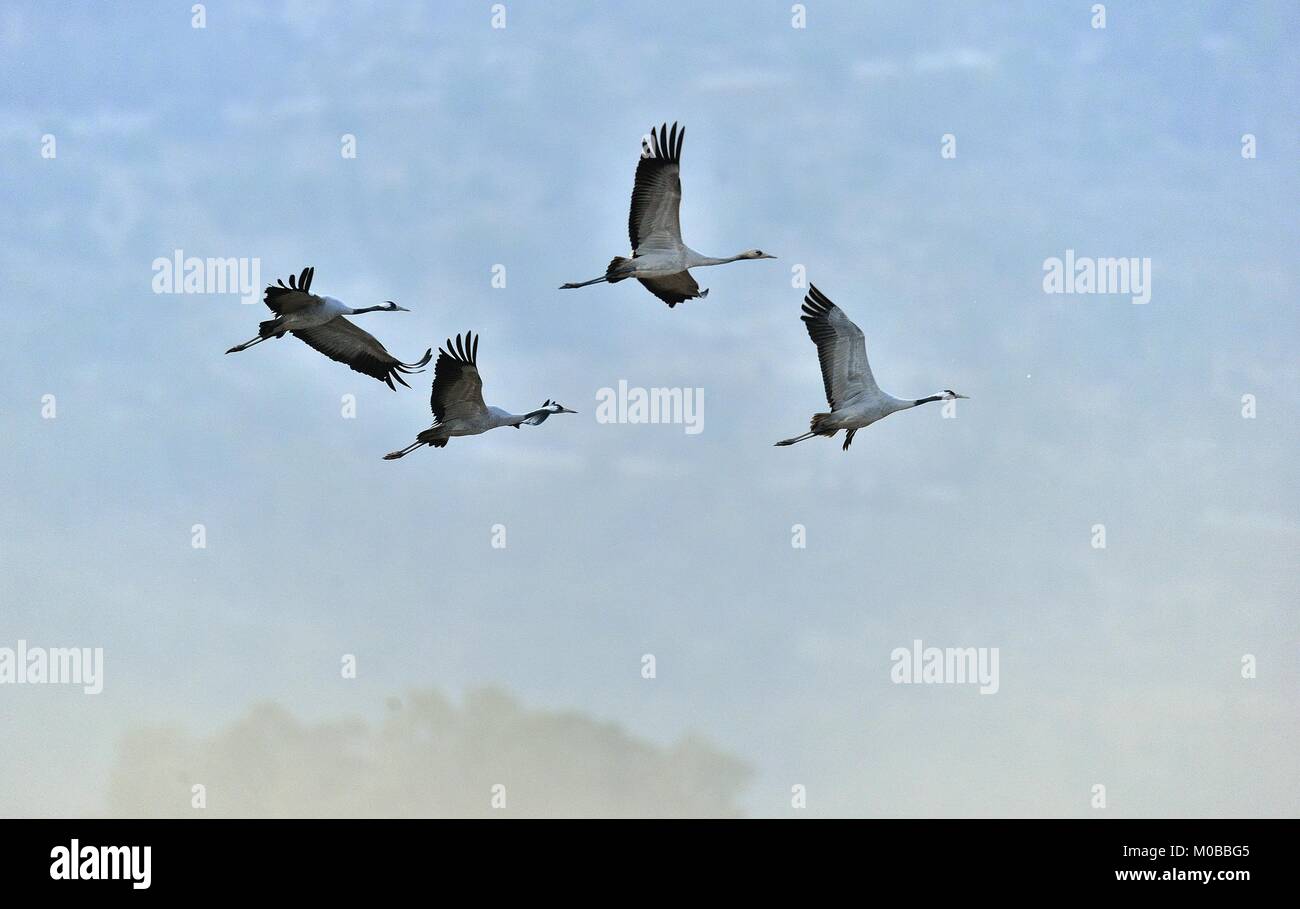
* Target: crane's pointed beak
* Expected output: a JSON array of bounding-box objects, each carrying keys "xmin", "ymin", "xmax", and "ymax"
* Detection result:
[
  {"xmin": 761, "ymin": 253, "xmax": 777, "ymax": 259},
  {"xmin": 390, "ymin": 302, "xmax": 410, "ymax": 312},
  {"xmin": 561, "ymin": 407, "xmax": 578, "ymax": 414}
]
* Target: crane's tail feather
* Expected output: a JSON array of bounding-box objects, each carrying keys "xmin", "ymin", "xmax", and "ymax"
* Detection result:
[
  {"xmin": 809, "ymin": 412, "xmax": 835, "ymax": 435},
  {"xmin": 604, "ymin": 256, "xmax": 634, "ymax": 283},
  {"xmin": 258, "ymin": 317, "xmax": 287, "ymax": 338}
]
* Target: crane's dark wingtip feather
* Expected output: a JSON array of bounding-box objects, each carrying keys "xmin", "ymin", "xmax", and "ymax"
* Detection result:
[
  {"xmin": 647, "ymin": 121, "xmax": 684, "ymax": 163},
  {"xmin": 805, "ymin": 284, "xmax": 834, "ymax": 311}
]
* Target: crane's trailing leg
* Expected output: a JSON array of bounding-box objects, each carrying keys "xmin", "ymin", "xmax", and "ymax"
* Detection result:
[
  {"xmin": 561, "ymin": 257, "xmax": 635, "ymax": 289},
  {"xmin": 776, "ymin": 411, "xmax": 843, "ymax": 447},
  {"xmin": 227, "ymin": 316, "xmax": 290, "ymax": 353},
  {"xmin": 225, "ymin": 335, "xmax": 268, "ymax": 354},
  {"xmin": 382, "ymin": 440, "xmax": 427, "ymax": 460},
  {"xmin": 560, "ymin": 276, "xmax": 608, "ymax": 289}
]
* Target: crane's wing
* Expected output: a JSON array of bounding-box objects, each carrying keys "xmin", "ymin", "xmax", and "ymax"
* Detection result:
[
  {"xmin": 628, "ymin": 122, "xmax": 684, "ymax": 256},
  {"xmin": 800, "ymin": 285, "xmax": 879, "ymax": 410},
  {"xmin": 430, "ymin": 332, "xmax": 487, "ymax": 424},
  {"xmin": 263, "ymin": 266, "xmax": 321, "ymax": 315},
  {"xmin": 637, "ymin": 271, "xmax": 707, "ymax": 308},
  {"xmin": 292, "ymin": 318, "xmax": 432, "ymax": 390}
]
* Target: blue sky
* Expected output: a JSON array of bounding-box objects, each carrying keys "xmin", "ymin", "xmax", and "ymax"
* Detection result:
[{"xmin": 1, "ymin": 1, "xmax": 1296, "ymax": 817}]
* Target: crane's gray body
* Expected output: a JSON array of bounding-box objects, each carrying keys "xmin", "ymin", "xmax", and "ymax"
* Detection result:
[
  {"xmin": 561, "ymin": 122, "xmax": 774, "ymax": 307},
  {"xmin": 384, "ymin": 333, "xmax": 574, "ymax": 458},
  {"xmin": 776, "ymin": 285, "xmax": 967, "ymax": 451}
]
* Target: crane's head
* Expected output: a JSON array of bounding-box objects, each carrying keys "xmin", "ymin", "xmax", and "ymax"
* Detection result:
[
  {"xmin": 942, "ymin": 389, "xmax": 969, "ymax": 400},
  {"xmin": 741, "ymin": 249, "xmax": 777, "ymax": 260},
  {"xmin": 522, "ymin": 399, "xmax": 577, "ymax": 426},
  {"xmin": 382, "ymin": 300, "xmax": 410, "ymax": 312}
]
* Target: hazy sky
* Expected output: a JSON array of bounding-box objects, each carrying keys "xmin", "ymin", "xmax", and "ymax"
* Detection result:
[{"xmin": 1, "ymin": 1, "xmax": 1296, "ymax": 817}]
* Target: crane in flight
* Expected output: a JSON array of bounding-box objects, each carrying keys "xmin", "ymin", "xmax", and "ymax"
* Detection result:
[
  {"xmin": 225, "ymin": 266, "xmax": 431, "ymax": 390},
  {"xmin": 383, "ymin": 332, "xmax": 576, "ymax": 459},
  {"xmin": 775, "ymin": 285, "xmax": 968, "ymax": 451},
  {"xmin": 560, "ymin": 122, "xmax": 775, "ymax": 307}
]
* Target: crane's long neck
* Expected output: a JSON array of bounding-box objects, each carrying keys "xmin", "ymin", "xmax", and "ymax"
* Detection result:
[
  {"xmin": 487, "ymin": 406, "xmax": 524, "ymax": 428},
  {"xmin": 348, "ymin": 305, "xmax": 391, "ymax": 315},
  {"xmin": 685, "ymin": 251, "xmax": 747, "ymax": 267},
  {"xmin": 911, "ymin": 393, "xmax": 947, "ymax": 407}
]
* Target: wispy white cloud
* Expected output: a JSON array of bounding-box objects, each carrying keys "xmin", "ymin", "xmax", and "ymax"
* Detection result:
[{"xmin": 855, "ymin": 47, "xmax": 1000, "ymax": 80}]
